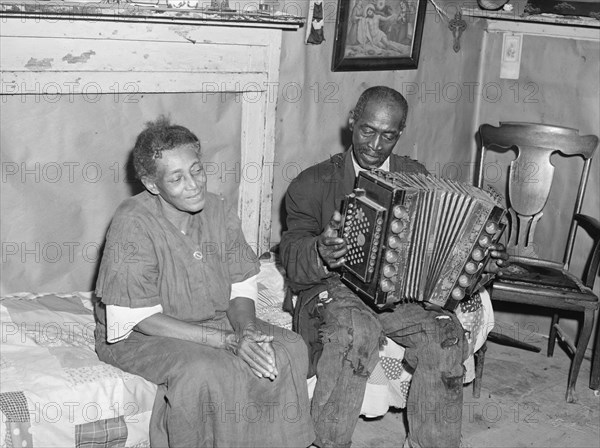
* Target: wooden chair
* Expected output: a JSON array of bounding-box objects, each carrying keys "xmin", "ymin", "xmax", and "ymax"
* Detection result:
[{"xmin": 474, "ymin": 122, "xmax": 600, "ymax": 403}]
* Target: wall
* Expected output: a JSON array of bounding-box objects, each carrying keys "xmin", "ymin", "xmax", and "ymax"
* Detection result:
[
  {"xmin": 1, "ymin": 93, "xmax": 242, "ymax": 294},
  {"xmin": 271, "ymin": 1, "xmax": 485, "ymax": 240}
]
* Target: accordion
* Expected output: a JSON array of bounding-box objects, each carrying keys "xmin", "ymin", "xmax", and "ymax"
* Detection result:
[{"xmin": 339, "ymin": 170, "xmax": 506, "ymax": 310}]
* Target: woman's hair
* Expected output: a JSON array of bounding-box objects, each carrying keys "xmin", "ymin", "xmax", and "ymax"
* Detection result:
[{"xmin": 132, "ymin": 116, "xmax": 200, "ymax": 180}]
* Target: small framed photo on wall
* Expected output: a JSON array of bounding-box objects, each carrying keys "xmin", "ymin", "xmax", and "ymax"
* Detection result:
[{"xmin": 331, "ymin": 0, "xmax": 428, "ymax": 72}]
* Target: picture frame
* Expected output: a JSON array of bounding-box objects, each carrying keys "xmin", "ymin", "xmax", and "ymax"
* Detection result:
[{"xmin": 331, "ymin": 0, "xmax": 428, "ymax": 72}]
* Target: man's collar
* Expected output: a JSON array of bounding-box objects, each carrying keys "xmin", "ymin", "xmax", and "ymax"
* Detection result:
[{"xmin": 350, "ymin": 148, "xmax": 391, "ymax": 176}]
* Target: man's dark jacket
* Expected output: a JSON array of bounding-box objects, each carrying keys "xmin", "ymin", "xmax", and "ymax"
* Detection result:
[{"xmin": 279, "ymin": 149, "xmax": 428, "ymax": 375}]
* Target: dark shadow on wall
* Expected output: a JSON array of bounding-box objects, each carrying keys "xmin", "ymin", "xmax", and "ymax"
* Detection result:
[
  {"xmin": 275, "ymin": 123, "xmax": 354, "ymax": 243},
  {"xmin": 88, "ymin": 149, "xmax": 145, "ymax": 291}
]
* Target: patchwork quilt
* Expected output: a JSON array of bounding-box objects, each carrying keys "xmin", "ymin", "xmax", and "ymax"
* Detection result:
[{"xmin": 0, "ymin": 292, "xmax": 155, "ymax": 448}]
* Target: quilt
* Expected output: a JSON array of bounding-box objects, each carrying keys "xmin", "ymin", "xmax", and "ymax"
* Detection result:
[{"xmin": 0, "ymin": 292, "xmax": 155, "ymax": 448}]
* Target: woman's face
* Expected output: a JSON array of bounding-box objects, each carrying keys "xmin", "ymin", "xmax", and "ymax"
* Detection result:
[{"xmin": 145, "ymin": 143, "xmax": 207, "ymax": 214}]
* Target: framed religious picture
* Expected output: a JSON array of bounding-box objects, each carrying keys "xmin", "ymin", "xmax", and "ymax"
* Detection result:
[{"xmin": 331, "ymin": 0, "xmax": 428, "ymax": 72}]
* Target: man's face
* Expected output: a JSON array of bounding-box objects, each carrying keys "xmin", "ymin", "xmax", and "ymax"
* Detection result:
[{"xmin": 349, "ymin": 99, "xmax": 405, "ymax": 170}]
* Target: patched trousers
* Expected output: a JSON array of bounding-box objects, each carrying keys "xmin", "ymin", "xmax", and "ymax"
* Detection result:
[{"xmin": 310, "ymin": 278, "xmax": 466, "ymax": 448}]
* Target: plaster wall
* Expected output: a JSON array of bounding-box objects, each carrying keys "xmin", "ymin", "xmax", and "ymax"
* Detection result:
[{"xmin": 1, "ymin": 93, "xmax": 242, "ymax": 294}]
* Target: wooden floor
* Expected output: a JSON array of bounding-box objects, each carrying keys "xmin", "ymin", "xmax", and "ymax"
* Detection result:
[{"xmin": 351, "ymin": 332, "xmax": 600, "ymax": 448}]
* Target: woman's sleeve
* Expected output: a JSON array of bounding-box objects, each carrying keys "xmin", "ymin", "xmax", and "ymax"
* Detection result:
[
  {"xmin": 230, "ymin": 274, "xmax": 258, "ymax": 302},
  {"xmin": 95, "ymin": 214, "xmax": 162, "ymax": 309},
  {"xmin": 223, "ymin": 200, "xmax": 261, "ymax": 284},
  {"xmin": 105, "ymin": 303, "xmax": 163, "ymax": 343}
]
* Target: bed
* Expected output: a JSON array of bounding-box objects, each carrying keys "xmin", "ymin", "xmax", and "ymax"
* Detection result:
[{"xmin": 0, "ymin": 256, "xmax": 493, "ymax": 448}]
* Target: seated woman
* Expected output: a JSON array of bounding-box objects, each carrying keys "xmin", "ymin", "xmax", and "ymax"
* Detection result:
[{"xmin": 94, "ymin": 117, "xmax": 316, "ymax": 448}]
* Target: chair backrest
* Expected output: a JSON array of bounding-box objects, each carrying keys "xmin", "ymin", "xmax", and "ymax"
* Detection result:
[{"xmin": 477, "ymin": 122, "xmax": 598, "ymax": 267}]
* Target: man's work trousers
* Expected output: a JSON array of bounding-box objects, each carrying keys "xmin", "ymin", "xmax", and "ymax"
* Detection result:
[{"xmin": 310, "ymin": 278, "xmax": 466, "ymax": 448}]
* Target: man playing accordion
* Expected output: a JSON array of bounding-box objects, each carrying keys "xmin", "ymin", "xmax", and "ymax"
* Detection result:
[{"xmin": 280, "ymin": 86, "xmax": 509, "ymax": 448}]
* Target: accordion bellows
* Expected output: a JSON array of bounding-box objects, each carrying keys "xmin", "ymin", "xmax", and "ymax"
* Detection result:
[{"xmin": 340, "ymin": 170, "xmax": 506, "ymax": 310}]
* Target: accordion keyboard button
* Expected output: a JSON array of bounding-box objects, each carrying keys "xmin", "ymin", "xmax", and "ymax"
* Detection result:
[
  {"xmin": 393, "ymin": 205, "xmax": 409, "ymax": 219},
  {"xmin": 471, "ymin": 248, "xmax": 485, "ymax": 261},
  {"xmin": 385, "ymin": 250, "xmax": 399, "ymax": 264},
  {"xmin": 451, "ymin": 287, "xmax": 465, "ymax": 300},
  {"xmin": 485, "ymin": 222, "xmax": 498, "ymax": 234},
  {"xmin": 383, "ymin": 265, "xmax": 397, "ymax": 278},
  {"xmin": 380, "ymin": 279, "xmax": 394, "ymax": 292},
  {"xmin": 458, "ymin": 275, "xmax": 471, "ymax": 287},
  {"xmin": 388, "ymin": 236, "xmax": 401, "ymax": 248},
  {"xmin": 465, "ymin": 262, "xmax": 478, "ymax": 274},
  {"xmin": 390, "ymin": 220, "xmax": 405, "ymax": 234},
  {"xmin": 478, "ymin": 235, "xmax": 491, "ymax": 247}
]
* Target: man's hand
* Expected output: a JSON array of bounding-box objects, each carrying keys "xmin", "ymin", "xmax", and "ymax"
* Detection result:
[
  {"xmin": 484, "ymin": 243, "xmax": 510, "ymax": 276},
  {"xmin": 231, "ymin": 329, "xmax": 278, "ymax": 380},
  {"xmin": 317, "ymin": 211, "xmax": 348, "ymax": 270}
]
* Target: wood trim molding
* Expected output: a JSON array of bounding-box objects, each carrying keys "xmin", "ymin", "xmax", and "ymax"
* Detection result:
[
  {"xmin": 460, "ymin": 2, "xmax": 600, "ymax": 41},
  {"xmin": 484, "ymin": 19, "xmax": 600, "ymax": 41},
  {"xmin": 0, "ymin": 1, "xmax": 304, "ymax": 29}
]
